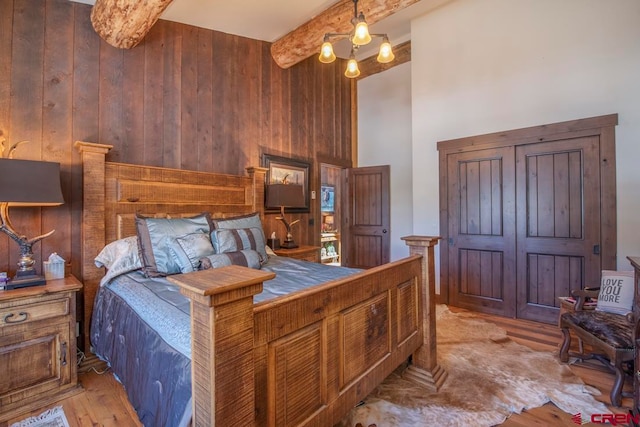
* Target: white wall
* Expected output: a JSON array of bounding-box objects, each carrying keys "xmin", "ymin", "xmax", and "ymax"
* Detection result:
[
  {"xmin": 410, "ymin": 0, "xmax": 640, "ymax": 270},
  {"xmin": 358, "ymin": 62, "xmax": 413, "ymax": 261},
  {"xmin": 358, "ymin": 0, "xmax": 640, "ymax": 288}
]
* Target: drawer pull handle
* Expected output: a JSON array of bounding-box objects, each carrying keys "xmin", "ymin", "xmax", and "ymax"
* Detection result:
[
  {"xmin": 61, "ymin": 341, "xmax": 68, "ymax": 366},
  {"xmin": 4, "ymin": 312, "xmax": 28, "ymax": 323}
]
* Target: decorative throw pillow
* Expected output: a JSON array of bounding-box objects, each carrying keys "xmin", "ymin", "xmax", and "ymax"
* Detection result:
[
  {"xmin": 199, "ymin": 250, "xmax": 262, "ymax": 270},
  {"xmin": 170, "ymin": 232, "xmax": 216, "ymax": 273},
  {"xmin": 595, "ymin": 270, "xmax": 635, "ymax": 315},
  {"xmin": 210, "ymin": 212, "xmax": 262, "ymax": 231},
  {"xmin": 210, "ymin": 227, "xmax": 268, "ymax": 264},
  {"xmin": 94, "ymin": 236, "xmax": 142, "ymax": 285},
  {"xmin": 136, "ymin": 213, "xmax": 211, "ymax": 277}
]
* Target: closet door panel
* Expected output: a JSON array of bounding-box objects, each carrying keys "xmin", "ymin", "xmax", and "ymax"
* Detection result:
[
  {"xmin": 447, "ymin": 147, "xmax": 516, "ymax": 317},
  {"xmin": 516, "ymin": 136, "xmax": 602, "ymax": 322}
]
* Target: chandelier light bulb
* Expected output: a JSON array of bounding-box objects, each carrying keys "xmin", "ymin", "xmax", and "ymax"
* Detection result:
[
  {"xmin": 344, "ymin": 56, "xmax": 360, "ymax": 79},
  {"xmin": 351, "ymin": 13, "xmax": 372, "ymax": 46},
  {"xmin": 376, "ymin": 37, "xmax": 395, "ymax": 64},
  {"xmin": 319, "ymin": 41, "xmax": 336, "ymax": 63}
]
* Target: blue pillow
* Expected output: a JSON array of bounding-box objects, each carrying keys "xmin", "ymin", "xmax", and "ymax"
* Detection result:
[
  {"xmin": 136, "ymin": 213, "xmax": 211, "ymax": 276},
  {"xmin": 211, "ymin": 227, "xmax": 267, "ymax": 264},
  {"xmin": 170, "ymin": 232, "xmax": 215, "ymax": 273},
  {"xmin": 199, "ymin": 250, "xmax": 262, "ymax": 270}
]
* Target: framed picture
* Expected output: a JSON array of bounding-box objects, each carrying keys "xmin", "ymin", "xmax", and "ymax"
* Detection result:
[
  {"xmin": 320, "ymin": 185, "xmax": 335, "ymax": 213},
  {"xmin": 263, "ymin": 153, "xmax": 310, "ymax": 213}
]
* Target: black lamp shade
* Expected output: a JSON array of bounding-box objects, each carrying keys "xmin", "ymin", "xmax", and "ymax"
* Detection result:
[
  {"xmin": 0, "ymin": 159, "xmax": 64, "ymax": 206},
  {"xmin": 265, "ymin": 184, "xmax": 305, "ymax": 208}
]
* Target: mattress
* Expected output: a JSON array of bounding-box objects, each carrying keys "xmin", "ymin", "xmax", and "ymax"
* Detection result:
[{"xmin": 90, "ymin": 256, "xmax": 360, "ymax": 427}]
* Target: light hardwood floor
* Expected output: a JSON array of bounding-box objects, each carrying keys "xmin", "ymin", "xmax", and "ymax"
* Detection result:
[{"xmin": 4, "ymin": 308, "xmax": 633, "ymax": 427}]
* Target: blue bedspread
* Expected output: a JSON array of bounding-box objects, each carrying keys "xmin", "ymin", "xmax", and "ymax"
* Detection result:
[{"xmin": 91, "ymin": 256, "xmax": 359, "ymax": 427}]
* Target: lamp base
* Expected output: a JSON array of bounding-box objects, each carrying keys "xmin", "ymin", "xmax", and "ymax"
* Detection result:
[
  {"xmin": 280, "ymin": 241, "xmax": 299, "ymax": 249},
  {"xmin": 6, "ymin": 274, "xmax": 46, "ymax": 290}
]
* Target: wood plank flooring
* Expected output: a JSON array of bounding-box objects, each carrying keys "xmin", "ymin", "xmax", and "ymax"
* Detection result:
[{"xmin": 4, "ymin": 308, "xmax": 633, "ymax": 426}]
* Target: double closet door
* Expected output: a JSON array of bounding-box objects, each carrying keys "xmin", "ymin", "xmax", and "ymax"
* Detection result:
[{"xmin": 438, "ymin": 115, "xmax": 618, "ymax": 323}]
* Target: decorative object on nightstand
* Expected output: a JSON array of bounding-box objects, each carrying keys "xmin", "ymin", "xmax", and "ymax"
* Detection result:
[
  {"xmin": 0, "ymin": 140, "xmax": 65, "ymax": 289},
  {"xmin": 43, "ymin": 253, "xmax": 66, "ymax": 280},
  {"xmin": 265, "ymin": 182, "xmax": 305, "ymax": 249},
  {"xmin": 0, "ymin": 276, "xmax": 83, "ymax": 423}
]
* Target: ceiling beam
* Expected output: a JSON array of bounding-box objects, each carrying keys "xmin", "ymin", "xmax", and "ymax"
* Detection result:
[
  {"xmin": 357, "ymin": 40, "xmax": 411, "ymax": 80},
  {"xmin": 271, "ymin": 0, "xmax": 421, "ymax": 69},
  {"xmin": 91, "ymin": 0, "xmax": 176, "ymax": 49}
]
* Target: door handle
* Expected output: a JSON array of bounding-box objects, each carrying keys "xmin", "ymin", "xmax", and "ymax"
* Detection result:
[
  {"xmin": 382, "ymin": 229, "xmax": 387, "ymax": 234},
  {"xmin": 593, "ymin": 244, "xmax": 600, "ymax": 255},
  {"xmin": 61, "ymin": 341, "xmax": 68, "ymax": 366}
]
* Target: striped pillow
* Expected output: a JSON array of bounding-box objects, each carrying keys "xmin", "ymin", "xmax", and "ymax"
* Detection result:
[
  {"xmin": 199, "ymin": 250, "xmax": 262, "ymax": 270},
  {"xmin": 211, "ymin": 227, "xmax": 267, "ymax": 264}
]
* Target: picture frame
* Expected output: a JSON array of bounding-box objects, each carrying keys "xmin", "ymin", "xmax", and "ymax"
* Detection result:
[
  {"xmin": 262, "ymin": 153, "xmax": 310, "ymax": 213},
  {"xmin": 320, "ymin": 185, "xmax": 335, "ymax": 213}
]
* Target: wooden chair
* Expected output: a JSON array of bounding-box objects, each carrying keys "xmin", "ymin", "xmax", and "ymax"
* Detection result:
[{"xmin": 559, "ymin": 288, "xmax": 634, "ymax": 407}]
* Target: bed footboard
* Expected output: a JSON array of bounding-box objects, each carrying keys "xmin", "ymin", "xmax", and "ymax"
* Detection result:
[{"xmin": 170, "ymin": 236, "xmax": 444, "ymax": 426}]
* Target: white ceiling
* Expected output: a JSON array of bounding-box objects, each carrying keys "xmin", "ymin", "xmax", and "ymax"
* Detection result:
[{"xmin": 71, "ymin": 0, "xmax": 451, "ymax": 59}]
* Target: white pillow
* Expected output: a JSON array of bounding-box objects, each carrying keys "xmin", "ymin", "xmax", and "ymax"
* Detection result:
[
  {"xmin": 95, "ymin": 236, "xmax": 143, "ymax": 286},
  {"xmin": 595, "ymin": 270, "xmax": 635, "ymax": 315},
  {"xmin": 265, "ymin": 245, "xmax": 277, "ymax": 257}
]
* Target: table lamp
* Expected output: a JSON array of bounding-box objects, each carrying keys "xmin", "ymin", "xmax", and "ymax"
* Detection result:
[
  {"xmin": 0, "ymin": 157, "xmax": 64, "ymax": 289},
  {"xmin": 265, "ymin": 183, "xmax": 305, "ymax": 249}
]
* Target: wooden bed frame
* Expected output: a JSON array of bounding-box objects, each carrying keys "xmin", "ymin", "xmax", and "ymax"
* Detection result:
[{"xmin": 76, "ymin": 141, "xmax": 446, "ymax": 426}]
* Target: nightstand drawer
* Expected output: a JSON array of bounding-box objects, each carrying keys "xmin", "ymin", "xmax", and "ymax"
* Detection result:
[
  {"xmin": 274, "ymin": 245, "xmax": 321, "ymax": 263},
  {"xmin": 0, "ymin": 298, "xmax": 69, "ymax": 327}
]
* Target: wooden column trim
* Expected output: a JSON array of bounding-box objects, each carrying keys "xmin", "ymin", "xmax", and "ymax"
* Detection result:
[
  {"xmin": 357, "ymin": 40, "xmax": 411, "ymax": 80},
  {"xmin": 350, "ymin": 79, "xmax": 358, "ymax": 166},
  {"xmin": 168, "ymin": 266, "xmax": 275, "ymax": 426},
  {"xmin": 271, "ymin": 0, "xmax": 420, "ymax": 69},
  {"xmin": 90, "ymin": 0, "xmax": 175, "ymax": 49},
  {"xmin": 246, "ymin": 166, "xmax": 267, "ymax": 221},
  {"xmin": 401, "ymin": 235, "xmax": 447, "ymax": 391},
  {"xmin": 74, "ymin": 141, "xmax": 112, "ymax": 352}
]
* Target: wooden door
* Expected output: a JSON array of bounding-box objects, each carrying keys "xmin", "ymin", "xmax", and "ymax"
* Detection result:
[
  {"xmin": 446, "ymin": 147, "xmax": 517, "ymax": 317},
  {"xmin": 343, "ymin": 166, "xmax": 390, "ymax": 268},
  {"xmin": 438, "ymin": 114, "xmax": 617, "ymax": 324},
  {"xmin": 515, "ymin": 137, "xmax": 602, "ymax": 322}
]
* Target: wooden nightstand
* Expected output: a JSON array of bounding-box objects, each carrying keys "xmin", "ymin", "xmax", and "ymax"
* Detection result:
[
  {"xmin": 274, "ymin": 245, "xmax": 321, "ymax": 263},
  {"xmin": 0, "ymin": 276, "xmax": 83, "ymax": 422}
]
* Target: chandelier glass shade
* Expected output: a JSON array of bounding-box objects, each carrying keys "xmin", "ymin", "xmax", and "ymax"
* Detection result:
[{"xmin": 318, "ymin": 0, "xmax": 395, "ymax": 78}]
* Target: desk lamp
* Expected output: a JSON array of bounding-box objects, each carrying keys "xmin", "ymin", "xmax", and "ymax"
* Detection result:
[
  {"xmin": 265, "ymin": 183, "xmax": 305, "ymax": 249},
  {"xmin": 0, "ymin": 150, "xmax": 64, "ymax": 289}
]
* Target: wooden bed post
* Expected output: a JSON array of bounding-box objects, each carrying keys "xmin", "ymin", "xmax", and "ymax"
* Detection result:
[
  {"xmin": 401, "ymin": 235, "xmax": 447, "ymax": 391},
  {"xmin": 168, "ymin": 266, "xmax": 275, "ymax": 427},
  {"xmin": 74, "ymin": 141, "xmax": 112, "ymax": 353},
  {"xmin": 246, "ymin": 166, "xmax": 267, "ymax": 219}
]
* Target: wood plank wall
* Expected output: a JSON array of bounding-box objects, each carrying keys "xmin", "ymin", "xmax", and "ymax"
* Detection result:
[{"xmin": 0, "ymin": 0, "xmax": 353, "ymax": 280}]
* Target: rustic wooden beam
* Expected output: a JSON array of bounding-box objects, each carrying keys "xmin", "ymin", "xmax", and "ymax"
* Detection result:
[
  {"xmin": 90, "ymin": 0, "xmax": 175, "ymax": 49},
  {"xmin": 357, "ymin": 40, "xmax": 411, "ymax": 80},
  {"xmin": 271, "ymin": 0, "xmax": 421, "ymax": 69}
]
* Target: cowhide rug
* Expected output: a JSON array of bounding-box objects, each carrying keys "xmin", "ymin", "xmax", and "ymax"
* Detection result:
[{"xmin": 339, "ymin": 305, "xmax": 610, "ymax": 427}]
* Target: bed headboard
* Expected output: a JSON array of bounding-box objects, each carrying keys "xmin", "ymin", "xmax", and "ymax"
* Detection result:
[{"xmin": 75, "ymin": 141, "xmax": 266, "ymax": 353}]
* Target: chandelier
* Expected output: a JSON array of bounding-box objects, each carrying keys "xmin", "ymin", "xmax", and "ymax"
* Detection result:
[{"xmin": 318, "ymin": 0, "xmax": 395, "ymax": 78}]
